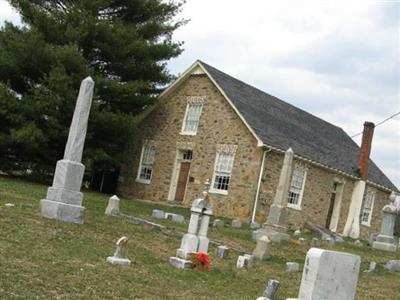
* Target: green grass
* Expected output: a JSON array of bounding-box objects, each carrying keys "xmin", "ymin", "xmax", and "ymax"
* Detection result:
[{"xmin": 0, "ymin": 175, "xmax": 399, "ymax": 299}]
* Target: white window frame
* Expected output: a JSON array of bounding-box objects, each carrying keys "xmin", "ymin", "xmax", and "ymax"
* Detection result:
[
  {"xmin": 136, "ymin": 144, "xmax": 156, "ymax": 184},
  {"xmin": 210, "ymin": 151, "xmax": 235, "ymax": 195},
  {"xmin": 361, "ymin": 189, "xmax": 375, "ymax": 226},
  {"xmin": 287, "ymin": 165, "xmax": 307, "ymax": 210},
  {"xmin": 180, "ymin": 101, "xmax": 203, "ymax": 135}
]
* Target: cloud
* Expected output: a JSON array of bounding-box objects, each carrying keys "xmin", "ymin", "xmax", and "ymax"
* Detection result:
[
  {"xmin": 169, "ymin": 0, "xmax": 400, "ymax": 187},
  {"xmin": 0, "ymin": 0, "xmax": 21, "ymax": 26}
]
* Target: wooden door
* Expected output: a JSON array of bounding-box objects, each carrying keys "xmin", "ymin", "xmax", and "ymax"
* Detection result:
[
  {"xmin": 175, "ymin": 162, "xmax": 190, "ymax": 202},
  {"xmin": 325, "ymin": 192, "xmax": 336, "ymax": 229}
]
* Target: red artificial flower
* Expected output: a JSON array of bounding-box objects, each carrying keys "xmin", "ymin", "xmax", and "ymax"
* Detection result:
[{"xmin": 191, "ymin": 252, "xmax": 211, "ymax": 271}]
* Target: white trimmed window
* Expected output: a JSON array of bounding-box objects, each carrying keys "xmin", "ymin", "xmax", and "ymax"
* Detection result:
[
  {"xmin": 136, "ymin": 145, "xmax": 156, "ymax": 183},
  {"xmin": 211, "ymin": 152, "xmax": 235, "ymax": 194},
  {"xmin": 181, "ymin": 102, "xmax": 203, "ymax": 135},
  {"xmin": 287, "ymin": 165, "xmax": 307, "ymax": 209},
  {"xmin": 361, "ymin": 190, "xmax": 375, "ymax": 226}
]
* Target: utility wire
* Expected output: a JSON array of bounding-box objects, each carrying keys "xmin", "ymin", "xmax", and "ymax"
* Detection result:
[{"xmin": 351, "ymin": 111, "xmax": 400, "ymax": 138}]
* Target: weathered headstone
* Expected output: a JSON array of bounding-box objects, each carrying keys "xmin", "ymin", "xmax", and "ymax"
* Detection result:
[
  {"xmin": 372, "ymin": 192, "xmax": 398, "ymax": 252},
  {"xmin": 252, "ymin": 235, "xmax": 270, "ymax": 260},
  {"xmin": 310, "ymin": 237, "xmax": 320, "ymax": 246},
  {"xmin": 323, "ymin": 236, "xmax": 335, "ymax": 246},
  {"xmin": 4, "ymin": 203, "xmax": 15, "ymax": 208},
  {"xmin": 151, "ymin": 209, "xmax": 165, "ymax": 219},
  {"xmin": 297, "ymin": 248, "xmax": 361, "ymax": 300},
  {"xmin": 367, "ymin": 261, "xmax": 377, "ymax": 272},
  {"xmin": 262, "ymin": 279, "xmax": 280, "ymax": 300},
  {"xmin": 384, "ymin": 260, "xmax": 400, "ymax": 272},
  {"xmin": 170, "ymin": 180, "xmax": 212, "ymax": 269},
  {"xmin": 261, "ymin": 148, "xmax": 293, "ymax": 242},
  {"xmin": 106, "ymin": 236, "xmax": 131, "ymax": 265},
  {"xmin": 354, "ymin": 240, "xmax": 363, "ymax": 247},
  {"xmin": 105, "ymin": 195, "xmax": 120, "ymax": 215},
  {"xmin": 293, "ymin": 229, "xmax": 301, "ymax": 237},
  {"xmin": 40, "ymin": 77, "xmax": 94, "ymax": 224},
  {"xmin": 213, "ymin": 219, "xmax": 224, "ymax": 228},
  {"xmin": 286, "ymin": 262, "xmax": 300, "ymax": 272},
  {"xmin": 216, "ymin": 245, "xmax": 230, "ymax": 259},
  {"xmin": 236, "ymin": 255, "xmax": 253, "ymax": 269},
  {"xmin": 231, "ymin": 219, "xmax": 242, "ymax": 228},
  {"xmin": 165, "ymin": 212, "xmax": 185, "ymax": 223}
]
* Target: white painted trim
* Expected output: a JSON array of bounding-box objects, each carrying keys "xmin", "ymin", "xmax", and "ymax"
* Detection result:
[
  {"xmin": 287, "ymin": 166, "xmax": 307, "ymax": 210},
  {"xmin": 210, "ymin": 150, "xmax": 235, "ymax": 195},
  {"xmin": 167, "ymin": 149, "xmax": 193, "ymax": 201},
  {"xmin": 136, "ymin": 145, "xmax": 154, "ymax": 184},
  {"xmin": 167, "ymin": 149, "xmax": 181, "ymax": 201},
  {"xmin": 251, "ymin": 148, "xmax": 269, "ymax": 223},
  {"xmin": 180, "ymin": 102, "xmax": 203, "ymax": 135},
  {"xmin": 209, "ymin": 188, "xmax": 228, "ymax": 196},
  {"xmin": 361, "ymin": 189, "xmax": 375, "ymax": 227},
  {"xmin": 329, "ymin": 180, "xmax": 346, "ymax": 233}
]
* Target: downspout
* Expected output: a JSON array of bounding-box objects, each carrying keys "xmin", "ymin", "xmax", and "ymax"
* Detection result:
[{"xmin": 251, "ymin": 146, "xmax": 271, "ymax": 223}]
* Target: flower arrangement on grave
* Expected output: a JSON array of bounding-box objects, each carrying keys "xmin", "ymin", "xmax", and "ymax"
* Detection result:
[{"xmin": 191, "ymin": 252, "xmax": 211, "ymax": 271}]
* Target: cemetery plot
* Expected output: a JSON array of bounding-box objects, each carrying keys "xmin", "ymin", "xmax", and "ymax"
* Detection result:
[{"xmin": 0, "ymin": 176, "xmax": 399, "ymax": 299}]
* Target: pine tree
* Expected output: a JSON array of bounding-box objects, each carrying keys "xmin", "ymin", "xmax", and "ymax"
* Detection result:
[{"xmin": 0, "ymin": 0, "xmax": 186, "ymax": 180}]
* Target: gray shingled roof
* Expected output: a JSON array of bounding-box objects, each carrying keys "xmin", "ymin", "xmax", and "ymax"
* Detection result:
[{"xmin": 200, "ymin": 61, "xmax": 398, "ymax": 191}]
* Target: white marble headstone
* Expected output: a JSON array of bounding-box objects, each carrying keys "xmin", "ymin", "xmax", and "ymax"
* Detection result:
[{"xmin": 298, "ymin": 248, "xmax": 360, "ymax": 300}]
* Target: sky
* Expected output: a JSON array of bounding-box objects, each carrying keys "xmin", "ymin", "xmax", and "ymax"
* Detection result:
[{"xmin": 1, "ymin": 0, "xmax": 399, "ymax": 188}]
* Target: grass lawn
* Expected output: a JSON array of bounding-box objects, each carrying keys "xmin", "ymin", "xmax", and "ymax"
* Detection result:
[{"xmin": 0, "ymin": 175, "xmax": 399, "ymax": 299}]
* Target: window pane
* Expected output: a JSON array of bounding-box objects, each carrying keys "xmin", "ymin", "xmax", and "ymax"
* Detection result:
[
  {"xmin": 183, "ymin": 103, "xmax": 203, "ymax": 133},
  {"xmin": 288, "ymin": 167, "xmax": 306, "ymax": 206},
  {"xmin": 139, "ymin": 145, "xmax": 155, "ymax": 181},
  {"xmin": 213, "ymin": 151, "xmax": 235, "ymax": 191}
]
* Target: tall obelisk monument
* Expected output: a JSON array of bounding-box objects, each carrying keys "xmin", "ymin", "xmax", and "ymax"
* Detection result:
[{"xmin": 40, "ymin": 77, "xmax": 94, "ymax": 224}]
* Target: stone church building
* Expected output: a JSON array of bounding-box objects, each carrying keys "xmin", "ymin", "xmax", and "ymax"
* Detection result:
[{"xmin": 118, "ymin": 60, "xmax": 398, "ymax": 239}]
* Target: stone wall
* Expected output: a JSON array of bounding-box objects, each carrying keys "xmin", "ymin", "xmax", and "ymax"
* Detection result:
[
  {"xmin": 254, "ymin": 150, "xmax": 390, "ymax": 239},
  {"xmin": 118, "ymin": 74, "xmax": 263, "ymax": 219}
]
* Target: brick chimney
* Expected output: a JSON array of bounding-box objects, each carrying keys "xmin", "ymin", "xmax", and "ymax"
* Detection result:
[{"xmin": 358, "ymin": 121, "xmax": 375, "ymax": 180}]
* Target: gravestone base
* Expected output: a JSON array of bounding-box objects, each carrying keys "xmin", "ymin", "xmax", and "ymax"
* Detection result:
[
  {"xmin": 40, "ymin": 199, "xmax": 85, "ymax": 224},
  {"xmin": 106, "ymin": 256, "xmax": 131, "ymax": 266},
  {"xmin": 261, "ymin": 225, "xmax": 290, "ymax": 243},
  {"xmin": 372, "ymin": 241, "xmax": 397, "ymax": 252},
  {"xmin": 169, "ymin": 257, "xmax": 193, "ymax": 269}
]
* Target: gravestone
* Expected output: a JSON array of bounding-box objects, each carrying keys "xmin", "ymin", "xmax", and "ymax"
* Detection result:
[
  {"xmin": 259, "ymin": 279, "xmax": 280, "ymax": 300},
  {"xmin": 40, "ymin": 77, "xmax": 94, "ymax": 224},
  {"xmin": 152, "ymin": 209, "xmax": 165, "ymax": 219},
  {"xmin": 384, "ymin": 260, "xmax": 400, "ymax": 272},
  {"xmin": 297, "ymin": 248, "xmax": 361, "ymax": 300},
  {"xmin": 372, "ymin": 192, "xmax": 398, "ymax": 252},
  {"xmin": 252, "ymin": 235, "xmax": 270, "ymax": 260},
  {"xmin": 293, "ymin": 229, "xmax": 301, "ymax": 237},
  {"xmin": 236, "ymin": 255, "xmax": 253, "ymax": 269},
  {"xmin": 105, "ymin": 195, "xmax": 120, "ymax": 215},
  {"xmin": 170, "ymin": 180, "xmax": 212, "ymax": 269},
  {"xmin": 213, "ymin": 219, "xmax": 225, "ymax": 228},
  {"xmin": 231, "ymin": 219, "xmax": 242, "ymax": 228},
  {"xmin": 216, "ymin": 245, "xmax": 230, "ymax": 259},
  {"xmin": 286, "ymin": 262, "xmax": 300, "ymax": 272},
  {"xmin": 367, "ymin": 261, "xmax": 377, "ymax": 272},
  {"xmin": 165, "ymin": 212, "xmax": 185, "ymax": 223},
  {"xmin": 261, "ymin": 148, "xmax": 293, "ymax": 242},
  {"xmin": 106, "ymin": 236, "xmax": 131, "ymax": 265}
]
